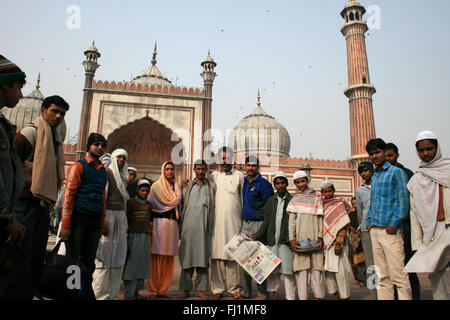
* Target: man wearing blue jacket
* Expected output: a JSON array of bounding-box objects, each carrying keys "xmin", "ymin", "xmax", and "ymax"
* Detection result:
[{"xmin": 240, "ymin": 155, "xmax": 274, "ymax": 300}]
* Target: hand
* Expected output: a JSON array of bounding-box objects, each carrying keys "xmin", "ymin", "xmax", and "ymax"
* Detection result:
[
  {"xmin": 4, "ymin": 218, "xmax": 26, "ymax": 244},
  {"xmin": 334, "ymin": 243, "xmax": 342, "ymax": 255},
  {"xmin": 180, "ymin": 178, "xmax": 189, "ymax": 188},
  {"xmin": 58, "ymin": 227, "xmax": 71, "ymax": 241},
  {"xmin": 317, "ymin": 238, "xmax": 323, "ymax": 250},
  {"xmin": 250, "ymin": 235, "xmax": 256, "ymax": 241},
  {"xmin": 386, "ymin": 226, "xmax": 397, "ymax": 235},
  {"xmin": 290, "ymin": 240, "xmax": 298, "ymax": 253},
  {"xmin": 101, "ymin": 225, "xmax": 109, "ymax": 236}
]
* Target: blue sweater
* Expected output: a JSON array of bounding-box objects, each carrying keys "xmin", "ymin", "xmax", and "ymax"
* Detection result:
[{"xmin": 243, "ymin": 174, "xmax": 274, "ymax": 221}]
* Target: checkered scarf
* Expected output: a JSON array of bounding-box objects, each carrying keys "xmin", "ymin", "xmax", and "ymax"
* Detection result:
[
  {"xmin": 322, "ymin": 197, "xmax": 351, "ymax": 249},
  {"xmin": 286, "ymin": 187, "xmax": 323, "ymax": 216}
]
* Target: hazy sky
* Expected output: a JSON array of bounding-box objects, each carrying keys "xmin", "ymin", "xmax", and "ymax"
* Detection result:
[{"xmin": 2, "ymin": 0, "xmax": 449, "ymax": 171}]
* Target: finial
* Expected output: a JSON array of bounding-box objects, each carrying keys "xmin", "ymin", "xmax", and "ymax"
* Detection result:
[
  {"xmin": 257, "ymin": 88, "xmax": 261, "ymax": 107},
  {"xmin": 208, "ymin": 49, "xmax": 211, "ymax": 56},
  {"xmin": 151, "ymin": 41, "xmax": 157, "ymax": 66},
  {"xmin": 36, "ymin": 72, "xmax": 41, "ymax": 89},
  {"xmin": 93, "ymin": 39, "xmax": 95, "ymax": 46}
]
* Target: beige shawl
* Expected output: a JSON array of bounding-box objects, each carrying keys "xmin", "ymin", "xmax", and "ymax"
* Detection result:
[
  {"xmin": 148, "ymin": 161, "xmax": 182, "ymax": 218},
  {"xmin": 30, "ymin": 116, "xmax": 65, "ymax": 203}
]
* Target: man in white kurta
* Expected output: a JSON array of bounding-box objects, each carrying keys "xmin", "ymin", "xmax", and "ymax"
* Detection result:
[
  {"xmin": 92, "ymin": 149, "xmax": 129, "ymax": 300},
  {"xmin": 209, "ymin": 147, "xmax": 245, "ymax": 299}
]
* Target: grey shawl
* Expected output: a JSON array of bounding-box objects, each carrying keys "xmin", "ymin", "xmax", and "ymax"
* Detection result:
[{"xmin": 180, "ymin": 178, "xmax": 216, "ymax": 234}]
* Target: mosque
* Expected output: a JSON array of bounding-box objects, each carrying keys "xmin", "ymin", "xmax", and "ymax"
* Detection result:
[{"xmin": 3, "ymin": 1, "xmax": 375, "ymax": 200}]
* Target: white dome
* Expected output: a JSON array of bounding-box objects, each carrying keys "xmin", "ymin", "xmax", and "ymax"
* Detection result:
[
  {"xmin": 130, "ymin": 64, "xmax": 172, "ymax": 87},
  {"xmin": 130, "ymin": 42, "xmax": 172, "ymax": 87},
  {"xmin": 229, "ymin": 104, "xmax": 291, "ymax": 159}
]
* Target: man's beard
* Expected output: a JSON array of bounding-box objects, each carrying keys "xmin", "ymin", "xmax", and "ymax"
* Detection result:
[{"xmin": 222, "ymin": 164, "xmax": 232, "ymax": 172}]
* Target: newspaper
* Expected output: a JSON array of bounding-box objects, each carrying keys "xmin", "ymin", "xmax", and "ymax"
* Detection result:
[{"xmin": 224, "ymin": 233, "xmax": 281, "ymax": 285}]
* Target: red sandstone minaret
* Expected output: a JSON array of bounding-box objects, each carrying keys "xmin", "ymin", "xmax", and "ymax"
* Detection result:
[
  {"xmin": 77, "ymin": 40, "xmax": 101, "ymax": 160},
  {"xmin": 341, "ymin": 1, "xmax": 376, "ymax": 165}
]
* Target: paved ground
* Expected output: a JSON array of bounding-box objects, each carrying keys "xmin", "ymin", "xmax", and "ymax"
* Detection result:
[
  {"xmin": 46, "ymin": 235, "xmax": 434, "ymax": 301},
  {"xmin": 127, "ymin": 254, "xmax": 434, "ymax": 301}
]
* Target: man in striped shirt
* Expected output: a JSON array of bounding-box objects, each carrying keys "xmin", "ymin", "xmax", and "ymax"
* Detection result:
[{"xmin": 365, "ymin": 138, "xmax": 412, "ymax": 300}]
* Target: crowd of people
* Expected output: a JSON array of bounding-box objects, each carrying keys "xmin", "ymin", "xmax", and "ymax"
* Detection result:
[{"xmin": 1, "ymin": 55, "xmax": 449, "ymax": 301}]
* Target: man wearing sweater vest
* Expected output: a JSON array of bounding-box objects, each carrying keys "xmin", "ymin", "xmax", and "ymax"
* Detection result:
[{"xmin": 59, "ymin": 133, "xmax": 108, "ymax": 289}]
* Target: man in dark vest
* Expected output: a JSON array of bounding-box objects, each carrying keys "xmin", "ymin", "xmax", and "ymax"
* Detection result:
[{"xmin": 59, "ymin": 133, "xmax": 108, "ymax": 278}]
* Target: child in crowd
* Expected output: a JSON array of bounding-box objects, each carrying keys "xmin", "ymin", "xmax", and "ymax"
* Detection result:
[
  {"xmin": 253, "ymin": 171, "xmax": 295, "ymax": 300},
  {"xmin": 122, "ymin": 179, "xmax": 152, "ymax": 300},
  {"xmin": 321, "ymin": 180, "xmax": 351, "ymax": 300},
  {"xmin": 287, "ymin": 170, "xmax": 325, "ymax": 300}
]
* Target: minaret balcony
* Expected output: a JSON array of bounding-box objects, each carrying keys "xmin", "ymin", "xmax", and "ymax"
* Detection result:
[{"xmin": 344, "ymin": 84, "xmax": 376, "ymax": 99}]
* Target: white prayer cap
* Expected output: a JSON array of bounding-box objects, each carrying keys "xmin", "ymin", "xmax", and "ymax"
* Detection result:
[
  {"xmin": 137, "ymin": 178, "xmax": 151, "ymax": 187},
  {"xmin": 128, "ymin": 167, "xmax": 137, "ymax": 172},
  {"xmin": 293, "ymin": 170, "xmax": 307, "ymax": 181},
  {"xmin": 416, "ymin": 130, "xmax": 438, "ymax": 143},
  {"xmin": 274, "ymin": 171, "xmax": 287, "ymax": 180},
  {"xmin": 273, "ymin": 171, "xmax": 287, "ymax": 183},
  {"xmin": 320, "ymin": 180, "xmax": 334, "ymax": 190}
]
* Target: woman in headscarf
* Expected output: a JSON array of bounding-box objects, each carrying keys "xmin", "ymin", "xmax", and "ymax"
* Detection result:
[
  {"xmin": 92, "ymin": 148, "xmax": 129, "ymax": 300},
  {"xmin": 147, "ymin": 161, "xmax": 182, "ymax": 299},
  {"xmin": 404, "ymin": 130, "xmax": 450, "ymax": 300}
]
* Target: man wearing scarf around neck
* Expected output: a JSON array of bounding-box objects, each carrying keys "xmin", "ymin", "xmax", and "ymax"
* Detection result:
[
  {"xmin": 0, "ymin": 94, "xmax": 68, "ymax": 300},
  {"xmin": 404, "ymin": 131, "xmax": 450, "ymax": 300},
  {"xmin": 0, "ymin": 55, "xmax": 26, "ymax": 284},
  {"xmin": 92, "ymin": 148, "xmax": 129, "ymax": 300},
  {"xmin": 321, "ymin": 180, "xmax": 351, "ymax": 300},
  {"xmin": 287, "ymin": 170, "xmax": 325, "ymax": 300}
]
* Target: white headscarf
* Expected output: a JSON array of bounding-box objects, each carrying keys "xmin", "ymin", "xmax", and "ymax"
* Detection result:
[
  {"xmin": 414, "ymin": 130, "xmax": 450, "ymax": 187},
  {"xmin": 407, "ymin": 130, "xmax": 450, "ymax": 246},
  {"xmin": 110, "ymin": 149, "xmax": 129, "ymax": 201}
]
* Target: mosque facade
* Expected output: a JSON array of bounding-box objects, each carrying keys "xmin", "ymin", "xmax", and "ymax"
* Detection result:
[
  {"xmin": 64, "ymin": 42, "xmax": 217, "ymax": 182},
  {"xmin": 5, "ymin": 1, "xmax": 375, "ymax": 200}
]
